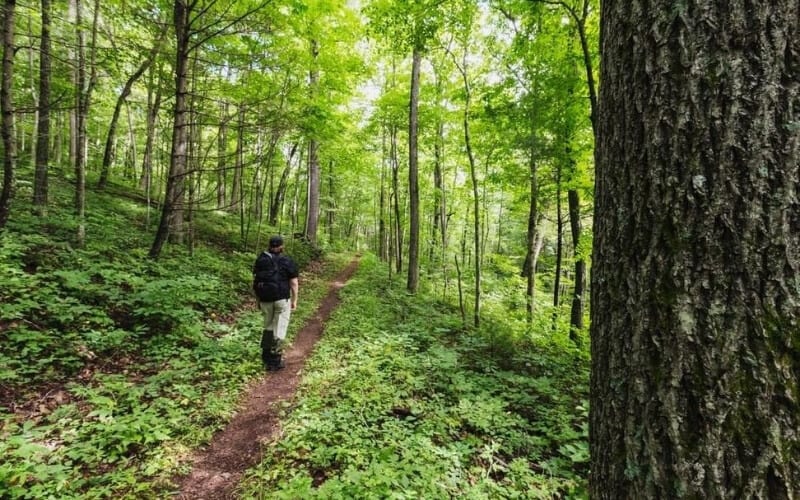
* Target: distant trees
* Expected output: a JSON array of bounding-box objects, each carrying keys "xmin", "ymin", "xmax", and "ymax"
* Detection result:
[{"xmin": 591, "ymin": 0, "xmax": 800, "ymax": 496}]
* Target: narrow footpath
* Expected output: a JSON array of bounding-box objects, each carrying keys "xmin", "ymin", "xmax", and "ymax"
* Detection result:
[{"xmin": 176, "ymin": 258, "xmax": 360, "ymax": 499}]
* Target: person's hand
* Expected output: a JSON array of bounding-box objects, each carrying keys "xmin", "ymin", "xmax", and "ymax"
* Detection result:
[{"xmin": 291, "ymin": 301, "xmax": 297, "ymax": 310}]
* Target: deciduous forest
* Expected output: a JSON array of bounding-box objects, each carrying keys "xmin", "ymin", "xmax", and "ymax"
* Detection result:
[{"xmin": 0, "ymin": 0, "xmax": 797, "ymax": 498}]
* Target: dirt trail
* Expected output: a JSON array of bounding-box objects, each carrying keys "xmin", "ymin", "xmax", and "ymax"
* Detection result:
[{"xmin": 175, "ymin": 258, "xmax": 360, "ymax": 499}]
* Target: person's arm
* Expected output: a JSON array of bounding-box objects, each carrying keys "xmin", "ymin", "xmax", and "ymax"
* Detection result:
[{"xmin": 289, "ymin": 277, "xmax": 299, "ymax": 309}]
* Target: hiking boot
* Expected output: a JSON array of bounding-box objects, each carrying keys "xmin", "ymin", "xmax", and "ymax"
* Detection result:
[{"xmin": 267, "ymin": 356, "xmax": 285, "ymax": 371}]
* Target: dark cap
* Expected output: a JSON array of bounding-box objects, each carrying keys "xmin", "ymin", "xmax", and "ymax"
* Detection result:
[{"xmin": 269, "ymin": 235, "xmax": 284, "ymax": 248}]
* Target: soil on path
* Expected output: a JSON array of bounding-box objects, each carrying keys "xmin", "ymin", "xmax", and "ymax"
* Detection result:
[{"xmin": 175, "ymin": 258, "xmax": 360, "ymax": 499}]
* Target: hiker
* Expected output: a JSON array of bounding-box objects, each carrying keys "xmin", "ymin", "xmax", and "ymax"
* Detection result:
[{"xmin": 252, "ymin": 235, "xmax": 299, "ymax": 371}]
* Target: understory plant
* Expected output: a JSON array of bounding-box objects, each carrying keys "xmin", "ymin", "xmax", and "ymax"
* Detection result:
[
  {"xmin": 239, "ymin": 254, "xmax": 589, "ymax": 499},
  {"xmin": 0, "ymin": 178, "xmax": 346, "ymax": 498}
]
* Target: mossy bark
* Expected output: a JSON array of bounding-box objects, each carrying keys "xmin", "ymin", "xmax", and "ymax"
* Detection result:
[{"xmin": 591, "ymin": 0, "xmax": 800, "ymax": 497}]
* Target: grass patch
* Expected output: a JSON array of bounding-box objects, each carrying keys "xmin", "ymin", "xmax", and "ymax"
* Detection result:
[
  {"xmin": 0, "ymin": 175, "xmax": 345, "ymax": 498},
  {"xmin": 239, "ymin": 254, "xmax": 589, "ymax": 499}
]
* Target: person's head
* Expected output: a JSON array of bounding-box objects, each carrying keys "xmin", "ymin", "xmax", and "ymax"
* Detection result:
[{"xmin": 269, "ymin": 235, "xmax": 284, "ymax": 253}]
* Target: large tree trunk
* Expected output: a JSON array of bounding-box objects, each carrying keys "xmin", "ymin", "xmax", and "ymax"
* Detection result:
[
  {"xmin": 407, "ymin": 47, "xmax": 421, "ymax": 293},
  {"xmin": 32, "ymin": 0, "xmax": 50, "ymax": 215},
  {"xmin": 591, "ymin": 1, "xmax": 800, "ymax": 497},
  {"xmin": 305, "ymin": 39, "xmax": 320, "ymax": 244},
  {"xmin": 0, "ymin": 0, "xmax": 16, "ymax": 229},
  {"xmin": 149, "ymin": 0, "xmax": 191, "ymax": 259}
]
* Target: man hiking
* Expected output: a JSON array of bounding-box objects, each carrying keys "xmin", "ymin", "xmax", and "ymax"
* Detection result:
[{"xmin": 252, "ymin": 235, "xmax": 299, "ymax": 371}]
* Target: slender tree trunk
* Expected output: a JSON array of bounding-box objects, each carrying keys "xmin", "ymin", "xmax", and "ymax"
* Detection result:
[
  {"xmin": 98, "ymin": 30, "xmax": 164, "ymax": 189},
  {"xmin": 139, "ymin": 63, "xmax": 162, "ymax": 192},
  {"xmin": 553, "ymin": 176, "xmax": 563, "ymax": 310},
  {"xmin": 230, "ymin": 104, "xmax": 244, "ymax": 217},
  {"xmin": 290, "ymin": 144, "xmax": 303, "ymax": 232},
  {"xmin": 568, "ymin": 188, "xmax": 584, "ymax": 343},
  {"xmin": 390, "ymin": 124, "xmax": 402, "ymax": 273},
  {"xmin": 455, "ymin": 52, "xmax": 481, "ymax": 327},
  {"xmin": 27, "ymin": 18, "xmax": 37, "ymax": 163},
  {"xmin": 379, "ymin": 125, "xmax": 388, "ymax": 261},
  {"xmin": 216, "ymin": 101, "xmax": 227, "ymax": 209},
  {"xmin": 74, "ymin": 0, "xmax": 88, "ymax": 246},
  {"xmin": 432, "ymin": 121, "xmax": 444, "ymax": 259},
  {"xmin": 124, "ymin": 102, "xmax": 136, "ymax": 179},
  {"xmin": 525, "ymin": 145, "xmax": 538, "ymax": 324},
  {"xmin": 305, "ymin": 39, "xmax": 320, "ymax": 244},
  {"xmin": 591, "ymin": 1, "xmax": 800, "ymax": 497},
  {"xmin": 150, "ymin": 0, "xmax": 191, "ymax": 259},
  {"xmin": 0, "ymin": 0, "xmax": 16, "ymax": 229},
  {"xmin": 326, "ymin": 159, "xmax": 334, "ymax": 243},
  {"xmin": 234, "ymin": 105, "xmax": 244, "ymax": 239},
  {"xmin": 33, "ymin": 0, "xmax": 50, "ymax": 215},
  {"xmin": 407, "ymin": 47, "xmax": 421, "ymax": 293},
  {"xmin": 270, "ymin": 142, "xmax": 295, "ymax": 226}
]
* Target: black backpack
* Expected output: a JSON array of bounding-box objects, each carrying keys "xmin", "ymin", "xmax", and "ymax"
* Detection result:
[{"xmin": 253, "ymin": 252, "xmax": 284, "ymax": 301}]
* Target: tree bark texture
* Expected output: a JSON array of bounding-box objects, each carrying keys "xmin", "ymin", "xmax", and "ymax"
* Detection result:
[
  {"xmin": 407, "ymin": 47, "xmax": 421, "ymax": 294},
  {"xmin": 0, "ymin": 0, "xmax": 16, "ymax": 229},
  {"xmin": 33, "ymin": 0, "xmax": 50, "ymax": 214},
  {"xmin": 591, "ymin": 1, "xmax": 800, "ymax": 498},
  {"xmin": 74, "ymin": 0, "xmax": 87, "ymax": 246},
  {"xmin": 150, "ymin": 0, "xmax": 191, "ymax": 259}
]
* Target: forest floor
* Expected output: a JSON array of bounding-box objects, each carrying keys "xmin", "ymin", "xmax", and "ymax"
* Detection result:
[{"xmin": 175, "ymin": 257, "xmax": 360, "ymax": 499}]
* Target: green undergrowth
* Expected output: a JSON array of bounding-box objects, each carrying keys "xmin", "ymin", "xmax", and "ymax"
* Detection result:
[
  {"xmin": 0, "ymin": 175, "xmax": 346, "ymax": 498},
  {"xmin": 239, "ymin": 254, "xmax": 589, "ymax": 499}
]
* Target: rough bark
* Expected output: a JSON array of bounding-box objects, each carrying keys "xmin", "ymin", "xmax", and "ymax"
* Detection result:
[
  {"xmin": 150, "ymin": 0, "xmax": 191, "ymax": 259},
  {"xmin": 591, "ymin": 1, "xmax": 800, "ymax": 497},
  {"xmin": 407, "ymin": 47, "xmax": 421, "ymax": 293},
  {"xmin": 74, "ymin": 0, "xmax": 87, "ymax": 246},
  {"xmin": 32, "ymin": 0, "xmax": 50, "ymax": 215},
  {"xmin": 0, "ymin": 0, "xmax": 16, "ymax": 229}
]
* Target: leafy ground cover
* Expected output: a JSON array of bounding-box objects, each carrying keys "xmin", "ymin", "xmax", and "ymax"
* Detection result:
[
  {"xmin": 0, "ymin": 177, "xmax": 347, "ymax": 498},
  {"xmin": 238, "ymin": 254, "xmax": 589, "ymax": 499}
]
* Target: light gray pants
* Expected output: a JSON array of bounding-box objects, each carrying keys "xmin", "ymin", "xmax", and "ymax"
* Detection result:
[{"xmin": 259, "ymin": 298, "xmax": 292, "ymax": 342}]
